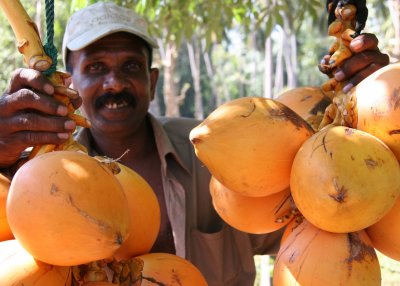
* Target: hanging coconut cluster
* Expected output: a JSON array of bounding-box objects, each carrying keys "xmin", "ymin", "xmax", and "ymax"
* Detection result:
[
  {"xmin": 190, "ymin": 1, "xmax": 400, "ymax": 285},
  {"xmin": 0, "ymin": 1, "xmax": 208, "ymax": 286}
]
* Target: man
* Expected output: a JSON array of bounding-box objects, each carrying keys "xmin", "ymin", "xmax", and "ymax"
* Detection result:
[{"xmin": 0, "ymin": 2, "xmax": 389, "ymax": 285}]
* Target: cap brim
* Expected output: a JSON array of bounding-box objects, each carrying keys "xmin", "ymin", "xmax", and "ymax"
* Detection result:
[{"xmin": 67, "ymin": 24, "xmax": 159, "ymax": 51}]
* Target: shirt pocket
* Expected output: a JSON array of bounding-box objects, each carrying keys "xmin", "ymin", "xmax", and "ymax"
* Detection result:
[{"xmin": 190, "ymin": 225, "xmax": 255, "ymax": 286}]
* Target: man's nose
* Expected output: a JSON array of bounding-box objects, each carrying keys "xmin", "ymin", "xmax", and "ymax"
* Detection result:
[{"xmin": 103, "ymin": 69, "xmax": 129, "ymax": 92}]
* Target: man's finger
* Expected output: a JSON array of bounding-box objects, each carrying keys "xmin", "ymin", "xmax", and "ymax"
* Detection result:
[
  {"xmin": 6, "ymin": 68, "xmax": 54, "ymax": 95},
  {"xmin": 344, "ymin": 63, "xmax": 389, "ymax": 93},
  {"xmin": 334, "ymin": 50, "xmax": 389, "ymax": 81},
  {"xmin": 1, "ymin": 114, "xmax": 76, "ymax": 134},
  {"xmin": 0, "ymin": 89, "xmax": 69, "ymax": 117},
  {"xmin": 349, "ymin": 33, "xmax": 379, "ymax": 53}
]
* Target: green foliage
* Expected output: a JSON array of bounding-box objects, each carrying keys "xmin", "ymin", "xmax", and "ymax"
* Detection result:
[
  {"xmin": 70, "ymin": 0, "xmax": 91, "ymax": 12},
  {"xmin": 252, "ymin": 1, "xmax": 323, "ymax": 38}
]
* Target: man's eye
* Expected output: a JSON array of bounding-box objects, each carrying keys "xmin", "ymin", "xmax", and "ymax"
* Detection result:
[
  {"xmin": 125, "ymin": 61, "xmax": 142, "ymax": 72},
  {"xmin": 87, "ymin": 63, "xmax": 104, "ymax": 73}
]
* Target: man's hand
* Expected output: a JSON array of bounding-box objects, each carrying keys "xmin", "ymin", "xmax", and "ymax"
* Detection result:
[
  {"xmin": 0, "ymin": 68, "xmax": 81, "ymax": 167},
  {"xmin": 319, "ymin": 33, "xmax": 390, "ymax": 93}
]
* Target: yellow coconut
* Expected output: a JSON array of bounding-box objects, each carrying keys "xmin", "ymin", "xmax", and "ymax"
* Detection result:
[
  {"xmin": 290, "ymin": 125, "xmax": 400, "ymax": 233},
  {"xmin": 0, "ymin": 239, "xmax": 72, "ymax": 286},
  {"xmin": 276, "ymin": 86, "xmax": 332, "ymax": 130},
  {"xmin": 210, "ymin": 176, "xmax": 293, "ymax": 234},
  {"xmin": 367, "ymin": 195, "xmax": 400, "ymax": 261},
  {"xmin": 353, "ymin": 62, "xmax": 400, "ymax": 160},
  {"xmin": 273, "ymin": 221, "xmax": 381, "ymax": 285},
  {"xmin": 137, "ymin": 253, "xmax": 208, "ymax": 286},
  {"xmin": 7, "ymin": 151, "xmax": 131, "ymax": 266},
  {"xmin": 279, "ymin": 215, "xmax": 304, "ymax": 246},
  {"xmin": 0, "ymin": 173, "xmax": 13, "ymax": 242},
  {"xmin": 113, "ymin": 163, "xmax": 161, "ymax": 260},
  {"xmin": 190, "ymin": 96, "xmax": 314, "ymax": 197}
]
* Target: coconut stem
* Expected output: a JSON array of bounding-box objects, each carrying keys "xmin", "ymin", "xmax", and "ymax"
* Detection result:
[
  {"xmin": 72, "ymin": 257, "xmax": 144, "ymax": 285},
  {"xmin": 318, "ymin": 3, "xmax": 358, "ymax": 130},
  {"xmin": 0, "ymin": 0, "xmax": 52, "ymax": 70},
  {"xmin": 0, "ymin": 1, "xmax": 90, "ymax": 162}
]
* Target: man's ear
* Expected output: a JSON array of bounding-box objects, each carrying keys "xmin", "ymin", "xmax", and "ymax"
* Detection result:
[{"xmin": 150, "ymin": 67, "xmax": 159, "ymax": 100}]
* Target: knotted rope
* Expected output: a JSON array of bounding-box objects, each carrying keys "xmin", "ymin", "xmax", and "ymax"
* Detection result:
[{"xmin": 42, "ymin": 0, "xmax": 57, "ymax": 76}]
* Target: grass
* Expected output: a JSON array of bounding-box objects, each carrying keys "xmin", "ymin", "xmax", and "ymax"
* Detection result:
[{"xmin": 254, "ymin": 252, "xmax": 400, "ymax": 285}]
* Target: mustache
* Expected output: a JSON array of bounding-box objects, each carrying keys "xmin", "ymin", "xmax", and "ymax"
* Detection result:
[{"xmin": 95, "ymin": 91, "xmax": 136, "ymax": 108}]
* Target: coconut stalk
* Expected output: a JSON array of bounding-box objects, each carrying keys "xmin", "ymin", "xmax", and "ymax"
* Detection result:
[
  {"xmin": 318, "ymin": 1, "xmax": 361, "ymax": 129},
  {"xmin": 0, "ymin": 0, "xmax": 90, "ymax": 160}
]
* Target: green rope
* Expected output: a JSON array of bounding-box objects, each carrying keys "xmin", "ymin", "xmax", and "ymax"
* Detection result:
[{"xmin": 43, "ymin": 0, "xmax": 57, "ymax": 76}]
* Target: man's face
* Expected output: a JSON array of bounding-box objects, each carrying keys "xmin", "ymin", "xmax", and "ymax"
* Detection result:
[{"xmin": 68, "ymin": 32, "xmax": 159, "ymax": 137}]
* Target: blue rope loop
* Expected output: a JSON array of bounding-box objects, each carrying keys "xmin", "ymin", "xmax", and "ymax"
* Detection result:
[{"xmin": 43, "ymin": 0, "xmax": 57, "ymax": 76}]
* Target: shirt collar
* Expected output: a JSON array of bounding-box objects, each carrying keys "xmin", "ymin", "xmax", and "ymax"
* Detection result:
[{"xmin": 148, "ymin": 113, "xmax": 191, "ymax": 176}]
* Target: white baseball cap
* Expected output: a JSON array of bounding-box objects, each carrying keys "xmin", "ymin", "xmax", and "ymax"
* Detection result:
[{"xmin": 62, "ymin": 2, "xmax": 158, "ymax": 66}]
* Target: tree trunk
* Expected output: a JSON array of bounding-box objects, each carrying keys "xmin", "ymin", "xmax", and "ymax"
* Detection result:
[
  {"xmin": 187, "ymin": 39, "xmax": 204, "ymax": 119},
  {"xmin": 264, "ymin": 37, "xmax": 273, "ymax": 98},
  {"xmin": 283, "ymin": 12, "xmax": 298, "ymax": 89},
  {"xmin": 282, "ymin": 31, "xmax": 297, "ymax": 89},
  {"xmin": 273, "ymin": 28, "xmax": 284, "ymax": 97},
  {"xmin": 290, "ymin": 33, "xmax": 298, "ymax": 86},
  {"xmin": 163, "ymin": 41, "xmax": 180, "ymax": 117},
  {"xmin": 239, "ymin": 66, "xmax": 246, "ymax": 98},
  {"xmin": 203, "ymin": 46, "xmax": 218, "ymax": 110},
  {"xmin": 250, "ymin": 25, "xmax": 259, "ymax": 95}
]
